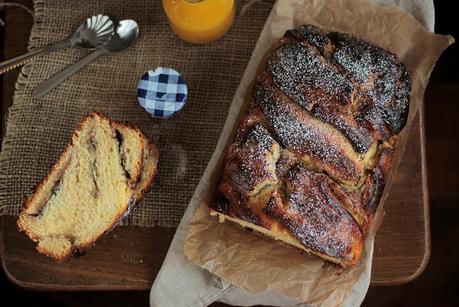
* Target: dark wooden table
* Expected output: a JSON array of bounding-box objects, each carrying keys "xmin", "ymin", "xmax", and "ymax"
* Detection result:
[{"xmin": 0, "ymin": 0, "xmax": 430, "ymax": 291}]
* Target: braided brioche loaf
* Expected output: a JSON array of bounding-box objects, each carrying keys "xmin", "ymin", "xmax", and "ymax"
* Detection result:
[{"xmin": 211, "ymin": 25, "xmax": 411, "ymax": 267}]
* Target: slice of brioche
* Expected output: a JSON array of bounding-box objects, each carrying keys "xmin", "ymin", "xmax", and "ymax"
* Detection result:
[{"xmin": 17, "ymin": 113, "xmax": 159, "ymax": 260}]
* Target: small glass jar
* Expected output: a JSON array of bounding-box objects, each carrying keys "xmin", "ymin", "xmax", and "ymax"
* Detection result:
[{"xmin": 163, "ymin": 0, "xmax": 235, "ymax": 44}]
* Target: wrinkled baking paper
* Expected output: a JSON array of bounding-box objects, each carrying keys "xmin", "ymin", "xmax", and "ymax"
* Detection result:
[{"xmin": 184, "ymin": 0, "xmax": 453, "ymax": 305}]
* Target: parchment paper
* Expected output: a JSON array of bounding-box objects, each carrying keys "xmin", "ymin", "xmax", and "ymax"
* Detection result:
[{"xmin": 184, "ymin": 0, "xmax": 453, "ymax": 304}]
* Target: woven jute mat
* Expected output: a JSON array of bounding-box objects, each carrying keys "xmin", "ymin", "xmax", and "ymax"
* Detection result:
[{"xmin": 0, "ymin": 0, "xmax": 273, "ymax": 227}]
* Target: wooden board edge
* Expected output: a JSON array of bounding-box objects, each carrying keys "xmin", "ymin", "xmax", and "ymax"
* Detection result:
[
  {"xmin": 370, "ymin": 104, "xmax": 431, "ymax": 286},
  {"xmin": 0, "ymin": 216, "xmax": 152, "ymax": 291}
]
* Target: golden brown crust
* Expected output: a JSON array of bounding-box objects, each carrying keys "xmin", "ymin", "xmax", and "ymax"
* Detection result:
[
  {"xmin": 224, "ymin": 124, "xmax": 280, "ymax": 197},
  {"xmin": 134, "ymin": 142, "xmax": 160, "ymax": 205},
  {"xmin": 36, "ymin": 245, "xmax": 72, "ymax": 262},
  {"xmin": 17, "ymin": 217, "xmax": 39, "ymax": 241},
  {"xmin": 211, "ymin": 24, "xmax": 410, "ymax": 267},
  {"xmin": 265, "ymin": 166, "xmax": 363, "ymax": 266}
]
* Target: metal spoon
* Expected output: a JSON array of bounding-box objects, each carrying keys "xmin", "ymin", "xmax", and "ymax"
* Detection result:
[
  {"xmin": 32, "ymin": 20, "xmax": 139, "ymax": 98},
  {"xmin": 0, "ymin": 14, "xmax": 114, "ymax": 75}
]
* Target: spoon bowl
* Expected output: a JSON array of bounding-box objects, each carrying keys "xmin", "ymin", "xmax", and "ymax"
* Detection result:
[{"xmin": 105, "ymin": 20, "xmax": 139, "ymax": 53}]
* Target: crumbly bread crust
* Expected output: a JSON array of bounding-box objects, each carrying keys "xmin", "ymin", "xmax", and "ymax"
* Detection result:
[{"xmin": 134, "ymin": 142, "xmax": 159, "ymax": 204}]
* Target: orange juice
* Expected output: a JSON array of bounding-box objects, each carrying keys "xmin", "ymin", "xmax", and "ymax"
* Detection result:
[{"xmin": 163, "ymin": 0, "xmax": 235, "ymax": 44}]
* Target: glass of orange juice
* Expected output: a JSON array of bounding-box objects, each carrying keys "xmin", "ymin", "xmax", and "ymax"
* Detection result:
[{"xmin": 163, "ymin": 0, "xmax": 235, "ymax": 44}]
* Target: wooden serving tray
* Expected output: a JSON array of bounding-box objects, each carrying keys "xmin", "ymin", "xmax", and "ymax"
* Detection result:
[{"xmin": 0, "ymin": 0, "xmax": 429, "ymax": 290}]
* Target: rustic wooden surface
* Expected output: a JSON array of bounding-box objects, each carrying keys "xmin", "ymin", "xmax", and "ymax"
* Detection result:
[{"xmin": 0, "ymin": 0, "xmax": 429, "ymax": 290}]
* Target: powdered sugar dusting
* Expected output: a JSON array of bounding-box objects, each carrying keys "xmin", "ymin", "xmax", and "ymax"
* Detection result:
[
  {"xmin": 331, "ymin": 31, "xmax": 410, "ymax": 136},
  {"xmin": 287, "ymin": 24, "xmax": 331, "ymax": 55},
  {"xmin": 267, "ymin": 42, "xmax": 353, "ymax": 110},
  {"xmin": 265, "ymin": 26, "xmax": 410, "ymax": 150},
  {"xmin": 255, "ymin": 80, "xmax": 361, "ymax": 184},
  {"xmin": 227, "ymin": 124, "xmax": 279, "ymax": 195},
  {"xmin": 246, "ymin": 124, "xmax": 275, "ymax": 152}
]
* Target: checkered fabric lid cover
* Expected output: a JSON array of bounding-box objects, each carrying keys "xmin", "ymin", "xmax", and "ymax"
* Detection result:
[{"xmin": 137, "ymin": 67, "xmax": 188, "ymax": 118}]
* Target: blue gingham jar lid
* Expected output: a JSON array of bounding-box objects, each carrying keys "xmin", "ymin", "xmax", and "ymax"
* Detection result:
[{"xmin": 137, "ymin": 67, "xmax": 188, "ymax": 118}]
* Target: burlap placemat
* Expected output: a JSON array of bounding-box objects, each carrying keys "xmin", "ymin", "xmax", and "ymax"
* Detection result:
[{"xmin": 0, "ymin": 0, "xmax": 274, "ymax": 227}]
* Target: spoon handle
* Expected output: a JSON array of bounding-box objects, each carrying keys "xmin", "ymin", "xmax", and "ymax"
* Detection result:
[
  {"xmin": 0, "ymin": 40, "xmax": 72, "ymax": 75},
  {"xmin": 32, "ymin": 48, "xmax": 107, "ymax": 98}
]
